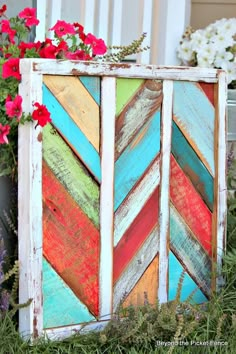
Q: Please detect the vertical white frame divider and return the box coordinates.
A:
[216,71,227,290]
[138,0,153,64]
[158,79,173,303]
[84,0,96,35]
[111,0,123,47]
[99,77,116,320]
[18,60,43,339]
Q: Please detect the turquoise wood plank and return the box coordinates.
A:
[173,81,215,176]
[79,76,100,105]
[43,85,101,182]
[114,112,161,211]
[172,122,213,211]
[170,205,211,296]
[43,258,95,328]
[168,252,208,304]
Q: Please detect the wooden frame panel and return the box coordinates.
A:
[18,59,227,339]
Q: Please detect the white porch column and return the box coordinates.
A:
[156,0,191,65]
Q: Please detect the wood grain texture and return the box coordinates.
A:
[115,80,162,157]
[43,162,100,316]
[79,76,100,105]
[170,205,211,296]
[199,82,215,106]
[43,124,100,228]
[99,77,116,320]
[172,121,214,210]
[114,111,160,211]
[43,75,100,151]
[158,79,173,304]
[113,187,159,283]
[173,81,215,176]
[43,85,101,181]
[122,256,159,308]
[43,258,95,328]
[170,155,212,255]
[114,156,160,247]
[116,78,144,115]
[169,252,208,304]
[113,225,159,311]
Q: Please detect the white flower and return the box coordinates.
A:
[177,40,194,62]
[214,51,234,68]
[221,61,236,84]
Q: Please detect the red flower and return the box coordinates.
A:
[1,19,16,43]
[73,22,86,41]
[2,58,20,80]
[18,7,39,27]
[39,40,58,58]
[18,41,41,57]
[50,20,76,38]
[32,102,52,127]
[0,124,10,144]
[65,50,92,60]
[84,33,107,55]
[0,4,7,17]
[5,94,23,120]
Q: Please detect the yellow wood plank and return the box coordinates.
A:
[122,255,159,307]
[43,75,100,151]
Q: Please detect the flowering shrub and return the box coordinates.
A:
[177,18,236,87]
[0,4,107,178]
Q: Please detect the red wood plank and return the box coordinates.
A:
[199,82,215,106]
[113,187,159,283]
[42,162,100,316]
[170,155,212,255]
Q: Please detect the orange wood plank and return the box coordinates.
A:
[122,255,159,307]
[42,162,100,316]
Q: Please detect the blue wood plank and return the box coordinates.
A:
[43,85,101,182]
[79,76,100,105]
[172,122,213,210]
[168,251,208,304]
[114,112,161,211]
[173,81,215,176]
[43,258,95,328]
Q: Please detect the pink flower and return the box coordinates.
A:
[0,4,7,17]
[50,20,76,38]
[2,58,20,80]
[1,19,16,43]
[32,102,52,127]
[5,95,23,120]
[65,50,92,60]
[84,33,107,55]
[73,22,86,41]
[0,124,10,144]
[18,7,39,27]
[18,41,41,57]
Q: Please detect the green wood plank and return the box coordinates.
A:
[116,78,144,115]
[43,124,100,228]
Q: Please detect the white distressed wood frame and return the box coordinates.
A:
[18,59,227,340]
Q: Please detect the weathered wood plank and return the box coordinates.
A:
[43,75,100,151]
[122,256,159,308]
[113,187,159,283]
[24,59,220,82]
[173,81,215,176]
[113,225,159,311]
[114,112,160,211]
[18,61,43,338]
[115,80,162,157]
[170,155,212,255]
[43,258,95,328]
[43,85,101,181]
[170,205,211,296]
[169,252,208,303]
[114,156,160,247]
[43,124,100,228]
[99,77,116,320]
[172,121,214,210]
[158,79,173,304]
[79,76,100,105]
[116,78,144,115]
[43,163,100,316]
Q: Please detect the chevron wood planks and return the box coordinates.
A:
[18,60,227,339]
